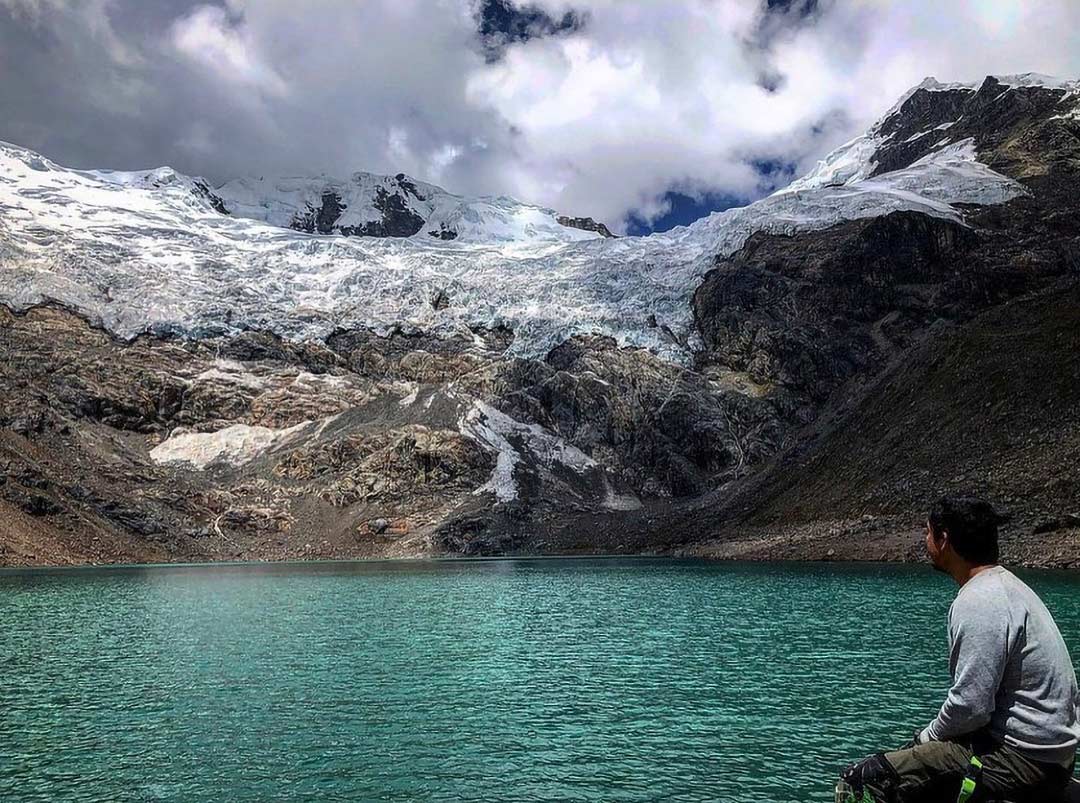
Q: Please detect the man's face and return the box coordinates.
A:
[926,520,948,573]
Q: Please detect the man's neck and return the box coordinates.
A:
[954,562,999,587]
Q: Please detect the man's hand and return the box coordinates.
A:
[899,728,929,750]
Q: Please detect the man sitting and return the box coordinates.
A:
[838,497,1080,802]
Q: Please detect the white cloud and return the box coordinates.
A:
[454,0,1080,227]
[4,0,1080,231]
[171,4,287,96]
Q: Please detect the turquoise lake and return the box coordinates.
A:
[2,559,1079,802]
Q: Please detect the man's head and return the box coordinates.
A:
[925,496,1001,577]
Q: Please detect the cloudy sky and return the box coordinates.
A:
[2,0,1079,233]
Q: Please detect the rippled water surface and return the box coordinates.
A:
[2,559,1079,802]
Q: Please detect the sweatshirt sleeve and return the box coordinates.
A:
[922,595,1012,742]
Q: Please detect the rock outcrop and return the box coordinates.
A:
[556,215,617,238]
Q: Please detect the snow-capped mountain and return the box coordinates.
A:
[0,72,1073,358]
[787,73,1080,192]
[214,171,610,244]
[2,73,1067,360]
[3,73,1079,565]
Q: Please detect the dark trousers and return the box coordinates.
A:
[867,731,1074,802]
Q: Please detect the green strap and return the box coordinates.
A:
[837,791,875,803]
[956,756,983,803]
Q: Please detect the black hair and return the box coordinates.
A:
[928,496,1001,564]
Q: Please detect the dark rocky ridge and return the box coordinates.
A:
[192,180,229,215]
[693,212,978,411]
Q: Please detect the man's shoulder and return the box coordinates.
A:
[950,568,1014,620]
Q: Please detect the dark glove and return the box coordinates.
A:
[838,753,899,799]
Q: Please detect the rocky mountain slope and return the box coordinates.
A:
[1,73,1078,566]
[680,278,1080,568]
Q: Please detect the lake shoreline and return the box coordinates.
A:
[3,522,1078,571]
[680,518,1080,571]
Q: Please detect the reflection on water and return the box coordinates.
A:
[2,559,1078,802]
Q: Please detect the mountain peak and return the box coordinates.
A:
[784,72,1080,194]
[212,168,610,244]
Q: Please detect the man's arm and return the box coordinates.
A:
[920,601,1011,743]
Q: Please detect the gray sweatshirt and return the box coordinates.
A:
[921,566,1080,765]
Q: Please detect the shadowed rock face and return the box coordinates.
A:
[694,212,978,406]
[676,276,1080,568]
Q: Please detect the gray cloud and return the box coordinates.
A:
[2,0,1080,232]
